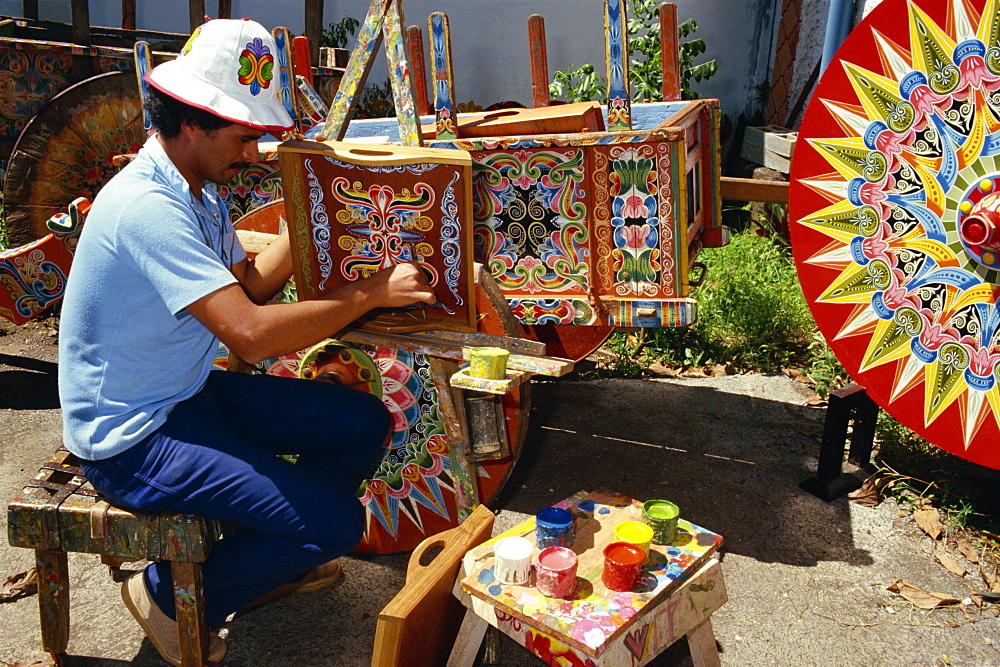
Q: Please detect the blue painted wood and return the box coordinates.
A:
[133,40,153,133]
[430,12,456,140]
[604,0,631,131]
[272,27,298,131]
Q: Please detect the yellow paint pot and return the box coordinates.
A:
[468,347,509,380]
[614,520,654,561]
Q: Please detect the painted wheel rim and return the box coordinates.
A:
[231,202,527,553]
[791,0,1000,469]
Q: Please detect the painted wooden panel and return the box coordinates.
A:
[279,139,477,333]
[428,99,720,327]
[459,490,723,662]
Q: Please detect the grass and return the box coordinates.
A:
[595,228,817,375]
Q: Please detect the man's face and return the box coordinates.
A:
[191,124,265,186]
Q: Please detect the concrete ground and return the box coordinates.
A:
[2,324,999,666]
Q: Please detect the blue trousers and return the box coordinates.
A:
[79,369,389,626]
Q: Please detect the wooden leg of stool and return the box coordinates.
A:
[35,549,70,656]
[686,617,721,667]
[170,561,210,667]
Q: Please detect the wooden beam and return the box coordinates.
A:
[528,14,549,108]
[407,25,431,115]
[22,1,37,19]
[720,176,789,204]
[660,2,681,101]
[121,0,135,30]
[189,0,205,32]
[71,0,91,45]
[217,0,232,20]
[305,0,324,71]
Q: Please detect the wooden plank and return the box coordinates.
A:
[133,42,152,133]
[373,504,495,667]
[71,0,90,45]
[428,357,480,517]
[743,125,797,157]
[407,25,431,116]
[322,0,390,141]
[383,0,421,147]
[660,2,681,101]
[687,617,722,667]
[740,141,791,173]
[460,348,574,377]
[528,14,550,108]
[429,12,457,141]
[605,0,631,130]
[446,612,489,667]
[450,369,527,395]
[272,27,299,133]
[188,0,204,32]
[121,0,136,30]
[217,0,231,19]
[304,0,323,68]
[720,176,789,203]
[172,561,210,667]
[36,549,70,655]
[293,35,314,86]
[420,101,605,140]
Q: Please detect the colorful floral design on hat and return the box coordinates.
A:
[238,38,274,96]
[180,26,201,56]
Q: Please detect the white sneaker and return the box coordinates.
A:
[121,571,227,666]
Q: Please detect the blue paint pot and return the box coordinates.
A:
[535,506,575,549]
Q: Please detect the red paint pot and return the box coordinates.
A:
[602,541,645,592]
[534,546,578,598]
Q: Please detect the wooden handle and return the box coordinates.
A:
[406,533,454,580]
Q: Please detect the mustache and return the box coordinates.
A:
[228,162,252,170]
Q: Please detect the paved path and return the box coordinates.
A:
[1,340,997,665]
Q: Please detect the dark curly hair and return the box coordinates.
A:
[144,86,233,138]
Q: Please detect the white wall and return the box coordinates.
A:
[0,0,778,124]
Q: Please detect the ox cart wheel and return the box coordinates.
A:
[3,71,145,246]
[791,0,1000,469]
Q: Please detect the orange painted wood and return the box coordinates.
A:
[528,14,550,108]
[661,2,681,101]
[407,25,432,115]
[420,101,605,140]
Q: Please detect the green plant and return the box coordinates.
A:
[549,0,718,103]
[355,77,395,119]
[549,64,608,104]
[322,16,359,49]
[804,332,850,398]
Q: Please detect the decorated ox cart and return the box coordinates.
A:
[1,0,726,554]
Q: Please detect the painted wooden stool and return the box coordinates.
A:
[7,448,222,666]
[449,490,727,666]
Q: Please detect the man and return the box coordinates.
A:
[57,19,435,665]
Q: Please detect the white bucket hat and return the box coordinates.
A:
[146,18,293,132]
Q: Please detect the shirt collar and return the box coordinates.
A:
[141,133,219,211]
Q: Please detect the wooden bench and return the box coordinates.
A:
[7,448,222,666]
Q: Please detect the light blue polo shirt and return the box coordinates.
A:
[59,134,247,461]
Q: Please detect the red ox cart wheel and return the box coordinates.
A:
[791,0,1000,469]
